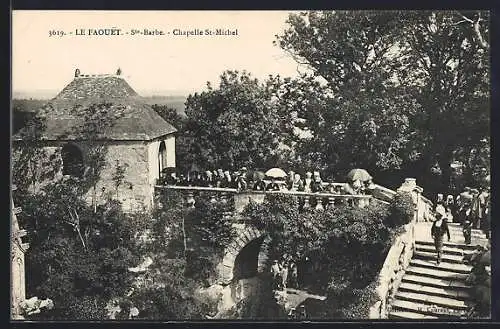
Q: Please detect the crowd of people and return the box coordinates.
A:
[270,257,298,291]
[433,186,491,240]
[157,167,375,195]
[430,185,490,265]
[464,244,491,318]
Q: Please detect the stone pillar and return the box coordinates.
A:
[414,186,424,222]
[186,192,196,208]
[303,196,310,209]
[397,178,420,223]
[328,196,335,209]
[315,197,324,210]
[220,192,228,204]
[11,191,28,320]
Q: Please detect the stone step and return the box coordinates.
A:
[415,240,479,251]
[447,233,488,240]
[417,231,487,240]
[402,274,471,290]
[418,223,487,235]
[388,310,439,319]
[415,234,487,244]
[406,266,469,281]
[410,259,472,274]
[390,299,467,318]
[413,250,465,264]
[414,244,469,256]
[395,291,470,310]
[446,229,487,238]
[398,282,472,300]
[448,223,486,233]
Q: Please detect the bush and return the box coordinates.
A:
[219,274,287,320]
[385,192,414,228]
[186,197,236,252]
[127,258,209,320]
[241,194,405,318]
[331,281,379,319]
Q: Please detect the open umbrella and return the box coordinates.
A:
[346,169,372,182]
[265,168,287,179]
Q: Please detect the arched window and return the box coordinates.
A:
[61,143,84,178]
[158,141,167,175]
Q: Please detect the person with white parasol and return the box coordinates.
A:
[265,168,288,191]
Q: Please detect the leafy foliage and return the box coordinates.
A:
[275,10,489,193]
[384,192,415,228]
[20,185,141,319]
[242,194,410,316]
[276,11,422,178]
[183,195,236,284]
[125,258,213,320]
[319,281,379,319]
[181,70,295,170]
[13,101,216,320]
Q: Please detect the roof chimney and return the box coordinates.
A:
[74,68,80,77]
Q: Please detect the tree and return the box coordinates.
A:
[276,11,489,192]
[181,70,295,171]
[276,11,422,179]
[151,104,186,131]
[12,114,61,199]
[401,11,490,193]
[13,103,140,320]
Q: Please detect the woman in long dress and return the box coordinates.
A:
[431,209,451,265]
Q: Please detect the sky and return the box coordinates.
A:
[12,10,306,98]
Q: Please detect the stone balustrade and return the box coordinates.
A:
[155,185,375,213]
[419,195,434,222]
[369,178,432,319]
[369,218,416,319]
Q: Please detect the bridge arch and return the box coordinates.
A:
[219,225,271,284]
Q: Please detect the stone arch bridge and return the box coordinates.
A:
[217,223,272,284]
[155,179,432,310]
[155,185,396,286]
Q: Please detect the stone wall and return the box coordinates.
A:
[369,178,432,319]
[17,136,176,211]
[234,193,266,213]
[217,224,269,284]
[93,142,151,211]
[368,220,415,319]
[147,135,176,196]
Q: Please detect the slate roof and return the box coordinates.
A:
[13,73,177,141]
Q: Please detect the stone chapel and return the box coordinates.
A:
[13,68,177,211]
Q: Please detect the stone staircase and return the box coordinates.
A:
[388,222,488,319]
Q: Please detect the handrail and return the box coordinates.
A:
[371,198,391,206]
[421,195,433,205]
[372,184,397,196]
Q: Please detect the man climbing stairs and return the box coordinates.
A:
[388,222,489,319]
